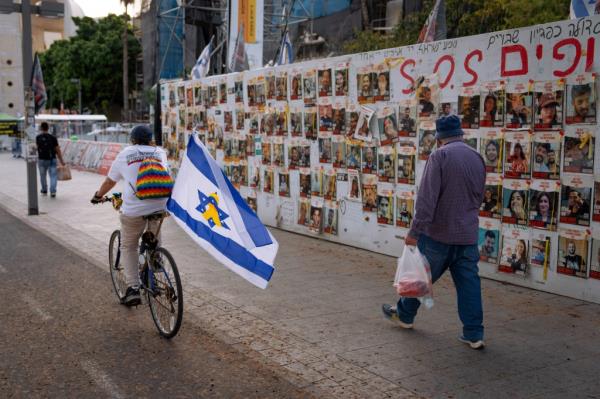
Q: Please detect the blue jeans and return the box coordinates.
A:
[396,234,484,341]
[38,159,58,194]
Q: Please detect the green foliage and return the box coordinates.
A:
[40,14,141,113]
[343,0,571,54]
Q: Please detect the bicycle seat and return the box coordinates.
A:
[143,211,169,221]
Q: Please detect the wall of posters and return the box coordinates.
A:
[160,16,600,304]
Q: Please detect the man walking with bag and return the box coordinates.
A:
[36,122,65,198]
[382,115,487,349]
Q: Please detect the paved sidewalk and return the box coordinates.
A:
[1,153,600,399]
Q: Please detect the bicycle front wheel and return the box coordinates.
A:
[147,247,183,338]
[108,229,127,303]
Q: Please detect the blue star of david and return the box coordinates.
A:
[196,190,230,230]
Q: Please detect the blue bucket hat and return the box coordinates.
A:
[435,115,464,140]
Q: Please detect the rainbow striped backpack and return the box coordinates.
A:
[132,151,174,200]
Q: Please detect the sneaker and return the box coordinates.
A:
[459,336,485,350]
[50,193,56,198]
[381,304,413,329]
[123,287,141,307]
[40,190,47,195]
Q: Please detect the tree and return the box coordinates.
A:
[40,14,141,116]
[343,0,571,54]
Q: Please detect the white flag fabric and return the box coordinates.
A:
[191,41,212,80]
[417,0,446,43]
[167,135,278,289]
[277,30,293,65]
[570,0,600,18]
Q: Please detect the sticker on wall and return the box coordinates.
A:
[347,169,362,202]
[418,121,436,161]
[499,225,529,276]
[318,66,333,98]
[377,145,395,183]
[480,128,504,173]
[530,229,552,281]
[505,80,533,129]
[559,174,593,227]
[458,85,481,129]
[377,183,394,226]
[480,81,505,127]
[398,99,417,137]
[557,227,589,278]
[397,143,416,185]
[309,197,324,233]
[480,174,502,219]
[563,125,595,174]
[478,218,501,264]
[334,63,349,97]
[534,79,564,130]
[362,173,378,212]
[396,187,415,229]
[502,179,530,225]
[378,106,399,146]
[503,129,532,179]
[528,179,560,231]
[323,200,339,235]
[532,131,561,179]
[565,73,596,125]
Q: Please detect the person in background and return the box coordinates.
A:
[382,115,486,349]
[36,121,65,198]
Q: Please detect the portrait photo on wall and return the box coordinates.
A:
[297,199,311,226]
[362,174,378,212]
[272,142,284,166]
[323,171,337,200]
[534,80,564,130]
[557,232,588,278]
[346,105,360,138]
[418,124,436,160]
[255,80,266,105]
[249,112,259,134]
[309,203,323,234]
[480,179,502,219]
[499,231,529,276]
[531,134,561,179]
[299,143,311,167]
[398,100,417,137]
[562,127,595,174]
[224,110,233,132]
[347,169,362,202]
[260,112,274,136]
[318,68,333,97]
[275,108,288,135]
[361,145,378,174]
[480,135,503,173]
[323,202,338,235]
[396,192,414,228]
[290,72,302,100]
[502,180,529,225]
[234,80,243,103]
[319,104,334,132]
[346,143,361,169]
[374,69,390,102]
[505,82,532,129]
[279,171,290,197]
[463,129,478,150]
[261,141,271,165]
[438,101,457,117]
[285,143,300,170]
[235,109,245,131]
[354,105,375,141]
[290,111,303,137]
[590,238,600,280]
[378,107,399,145]
[303,70,317,105]
[559,183,592,226]
[334,67,348,97]
[246,195,258,213]
[266,74,276,100]
[276,72,287,101]
[378,147,395,182]
[377,192,394,225]
[219,82,227,103]
[503,132,531,179]
[530,234,551,270]
[458,86,480,129]
[397,146,416,185]
[332,105,346,135]
[299,170,311,198]
[480,81,505,127]
[311,167,323,197]
[194,84,202,106]
[303,108,317,140]
[357,70,375,103]
[478,221,500,264]
[319,138,332,164]
[332,138,346,168]
[528,183,559,230]
[565,74,597,124]
[263,168,274,194]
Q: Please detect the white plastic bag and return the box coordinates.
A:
[393,245,434,308]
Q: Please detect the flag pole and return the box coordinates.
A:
[273,0,296,65]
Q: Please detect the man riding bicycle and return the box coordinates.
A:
[91,126,170,306]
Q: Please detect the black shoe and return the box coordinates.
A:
[50,193,56,198]
[123,287,141,307]
[40,190,47,195]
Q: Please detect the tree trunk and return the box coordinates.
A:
[360,0,370,30]
[123,11,129,122]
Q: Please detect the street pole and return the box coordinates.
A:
[78,79,81,114]
[22,0,38,216]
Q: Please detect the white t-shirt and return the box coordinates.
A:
[108,145,170,217]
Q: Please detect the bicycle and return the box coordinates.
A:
[101,193,183,339]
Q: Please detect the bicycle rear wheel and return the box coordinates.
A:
[108,230,127,303]
[147,247,183,338]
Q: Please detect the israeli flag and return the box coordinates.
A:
[191,40,212,80]
[167,135,277,289]
[570,0,599,18]
[277,30,293,66]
